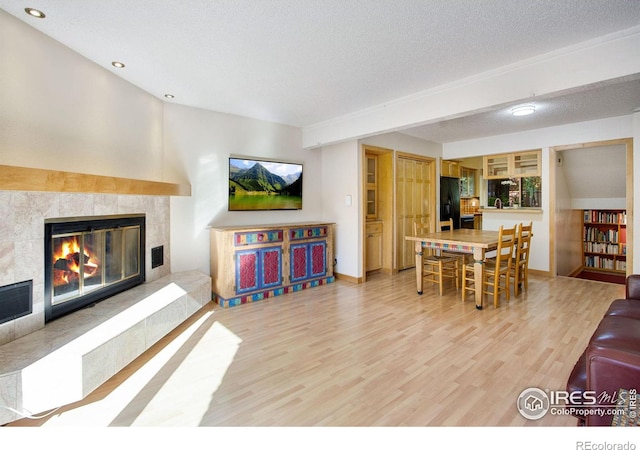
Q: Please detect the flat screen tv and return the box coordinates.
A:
[228,157,303,211]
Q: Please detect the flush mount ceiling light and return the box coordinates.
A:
[164,94,175,99]
[111,61,125,69]
[25,7,45,18]
[511,104,536,116]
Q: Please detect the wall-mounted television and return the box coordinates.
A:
[228,157,303,211]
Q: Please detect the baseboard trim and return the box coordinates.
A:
[334,272,362,284]
[529,268,551,277]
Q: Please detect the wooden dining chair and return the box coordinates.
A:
[439,218,471,283]
[414,221,459,295]
[461,258,476,302]
[510,222,533,296]
[462,225,516,307]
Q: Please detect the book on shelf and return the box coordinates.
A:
[583,227,619,243]
[583,210,627,224]
[582,209,626,274]
[583,242,619,254]
[585,255,616,270]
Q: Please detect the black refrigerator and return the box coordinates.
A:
[440,176,460,229]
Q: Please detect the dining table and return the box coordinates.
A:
[405,228,502,310]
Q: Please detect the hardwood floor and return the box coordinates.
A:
[6,270,625,427]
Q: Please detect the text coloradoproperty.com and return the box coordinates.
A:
[552,407,627,417]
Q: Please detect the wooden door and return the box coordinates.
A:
[396,156,434,270]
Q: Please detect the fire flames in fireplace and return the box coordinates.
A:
[45,215,145,322]
[52,236,100,291]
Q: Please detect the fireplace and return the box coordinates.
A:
[44,214,146,322]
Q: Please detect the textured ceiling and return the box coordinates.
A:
[1,0,640,142]
[401,76,640,143]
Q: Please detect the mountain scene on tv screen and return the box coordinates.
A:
[229,159,302,210]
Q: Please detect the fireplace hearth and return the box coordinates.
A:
[44,214,145,322]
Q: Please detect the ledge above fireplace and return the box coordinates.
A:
[0,165,190,196]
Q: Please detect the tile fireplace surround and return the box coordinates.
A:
[0,190,172,345]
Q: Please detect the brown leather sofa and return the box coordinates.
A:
[566,274,640,426]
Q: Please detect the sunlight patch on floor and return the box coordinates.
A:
[129,320,241,425]
[39,312,241,426]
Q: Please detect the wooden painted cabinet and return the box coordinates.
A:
[235,246,282,294]
[290,240,328,282]
[210,222,334,307]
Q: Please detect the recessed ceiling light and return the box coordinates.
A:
[25,7,45,18]
[164,94,175,99]
[111,61,125,69]
[511,104,536,116]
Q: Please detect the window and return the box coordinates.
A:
[487,176,541,208]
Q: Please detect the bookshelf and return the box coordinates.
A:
[582,209,627,273]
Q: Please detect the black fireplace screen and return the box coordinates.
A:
[45,215,145,322]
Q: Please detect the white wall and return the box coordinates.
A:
[164,103,323,275]
[320,140,360,277]
[0,9,165,181]
[444,115,637,274]
[554,153,582,276]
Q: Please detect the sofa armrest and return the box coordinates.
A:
[585,344,640,426]
[626,274,640,300]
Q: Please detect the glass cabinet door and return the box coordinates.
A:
[367,156,376,184]
[484,155,509,178]
[460,167,476,197]
[513,152,541,176]
[366,155,377,219]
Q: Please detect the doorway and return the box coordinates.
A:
[551,138,633,282]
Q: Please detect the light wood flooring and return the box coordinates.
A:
[6,270,626,427]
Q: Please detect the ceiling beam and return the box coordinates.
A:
[302,27,640,149]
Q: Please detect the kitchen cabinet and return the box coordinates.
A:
[513,151,541,176]
[483,150,541,179]
[365,221,383,272]
[460,167,477,197]
[441,159,461,178]
[366,154,378,219]
[484,155,509,178]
